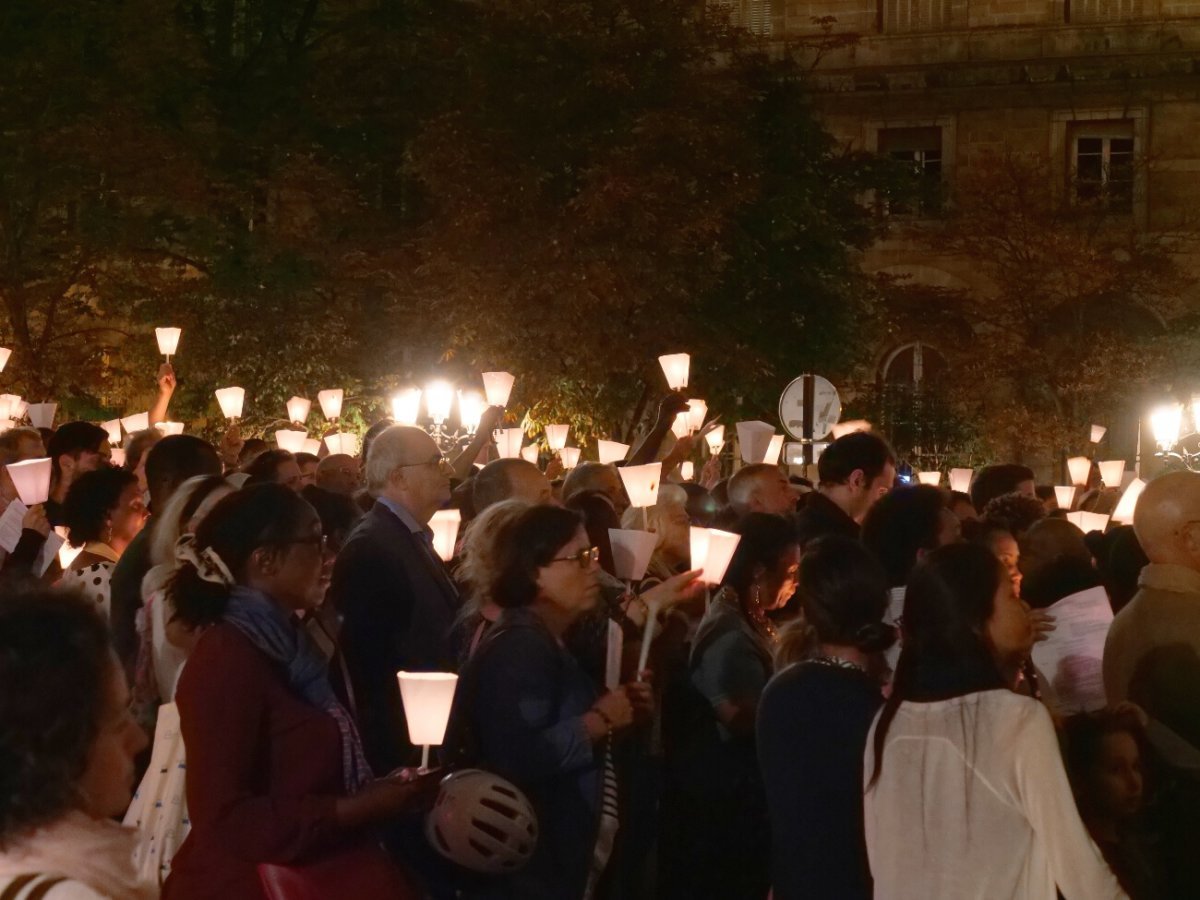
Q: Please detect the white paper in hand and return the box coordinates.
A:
[35,528,67,578]
[0,499,28,553]
[1029,586,1114,713]
[605,620,623,691]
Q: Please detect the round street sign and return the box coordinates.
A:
[779,375,841,441]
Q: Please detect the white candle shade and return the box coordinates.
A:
[482,372,515,408]
[670,412,690,440]
[26,403,56,430]
[396,672,459,746]
[1098,460,1125,488]
[608,529,658,582]
[597,440,630,465]
[11,400,27,422]
[618,462,662,509]
[1112,478,1147,524]
[324,433,360,457]
[155,327,181,357]
[301,439,323,456]
[494,428,524,459]
[6,458,51,505]
[425,381,454,425]
[275,430,309,453]
[545,424,570,452]
[783,443,805,466]
[917,471,941,486]
[317,389,344,421]
[657,353,690,391]
[948,468,973,494]
[680,461,694,482]
[391,388,423,426]
[704,426,725,456]
[214,387,245,420]
[0,348,10,372]
[1067,510,1110,534]
[287,396,312,425]
[520,444,539,464]
[0,395,18,420]
[736,421,777,465]
[429,509,462,562]
[121,412,150,434]
[154,422,184,436]
[109,448,126,467]
[1054,486,1077,510]
[1151,405,1182,450]
[458,392,486,433]
[559,447,581,470]
[101,419,122,446]
[764,434,785,466]
[1067,456,1092,487]
[1090,424,1107,444]
[689,526,742,585]
[686,400,708,433]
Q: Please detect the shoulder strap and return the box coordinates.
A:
[25,877,67,900]
[0,875,37,900]
[0,875,67,900]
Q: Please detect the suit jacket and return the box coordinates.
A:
[329,500,459,774]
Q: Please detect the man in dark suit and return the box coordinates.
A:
[329,425,459,775]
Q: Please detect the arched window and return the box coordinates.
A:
[880,341,947,389]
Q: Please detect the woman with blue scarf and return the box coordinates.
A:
[162,484,430,900]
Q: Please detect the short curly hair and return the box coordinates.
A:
[0,586,111,845]
[981,491,1046,539]
[63,465,138,548]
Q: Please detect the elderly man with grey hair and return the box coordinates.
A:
[328,425,460,773]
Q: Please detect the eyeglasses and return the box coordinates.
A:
[549,546,600,569]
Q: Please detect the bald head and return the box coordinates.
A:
[728,463,796,517]
[474,458,553,512]
[316,453,361,495]
[562,462,629,516]
[1133,470,1200,568]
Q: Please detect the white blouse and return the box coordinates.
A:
[864,689,1127,900]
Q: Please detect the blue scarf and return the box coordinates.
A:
[224,586,373,790]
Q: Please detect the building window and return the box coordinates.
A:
[879,126,943,215]
[881,341,947,389]
[1070,121,1134,213]
[881,0,954,33]
[1067,0,1145,24]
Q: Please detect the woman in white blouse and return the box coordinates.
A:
[864,542,1127,899]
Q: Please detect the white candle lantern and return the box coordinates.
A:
[121,412,150,434]
[275,430,308,453]
[287,396,311,425]
[6,458,51,505]
[520,444,539,464]
[317,389,344,422]
[109,448,127,467]
[764,434,785,466]
[917,471,941,486]
[458,391,486,434]
[301,439,323,456]
[597,440,629,465]
[482,372,515,408]
[429,509,462,562]
[1090,424,1107,444]
[608,528,658,582]
[948,468,973,494]
[0,348,11,372]
[680,461,695,482]
[1067,510,1110,534]
[686,400,708,433]
[545,424,570,452]
[1067,456,1092,487]
[396,671,459,771]
[155,327,181,360]
[736,421,777,464]
[1151,404,1182,450]
[1098,460,1125,488]
[670,412,690,440]
[214,387,245,420]
[425,381,454,426]
[618,462,662,509]
[559,447,581,470]
[704,426,725,456]
[391,388,423,426]
[1054,485,1077,510]
[657,353,690,391]
[324,433,360,456]
[1112,478,1146,524]
[155,422,184,436]
[26,403,56,430]
[494,428,524,459]
[101,419,122,446]
[689,526,742,585]
[10,399,27,422]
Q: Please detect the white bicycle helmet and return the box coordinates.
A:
[425,768,539,874]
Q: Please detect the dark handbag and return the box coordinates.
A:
[257,841,422,900]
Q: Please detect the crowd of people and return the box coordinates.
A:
[0,369,1197,900]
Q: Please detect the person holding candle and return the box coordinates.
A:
[0,426,52,579]
[147,364,177,436]
[659,513,800,900]
[163,484,428,900]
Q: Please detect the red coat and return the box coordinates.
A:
[164,624,386,900]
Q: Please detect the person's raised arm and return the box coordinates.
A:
[629,392,689,466]
[451,405,505,481]
[148,363,176,427]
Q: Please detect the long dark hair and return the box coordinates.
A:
[168,483,317,627]
[492,505,585,609]
[869,542,1008,786]
[721,513,798,604]
[799,535,896,654]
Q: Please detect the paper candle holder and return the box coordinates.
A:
[689,526,742,585]
[425,382,454,426]
[598,440,629,465]
[494,428,524,459]
[948,468,973,494]
[520,444,539,464]
[0,395,18,420]
[618,462,662,509]
[764,434,785,466]
[670,412,690,440]
[0,348,11,372]
[101,419,122,446]
[324,433,360,457]
[429,509,462,562]
[317,389,344,421]
[482,372,515,408]
[26,403,56,430]
[736,421,776,465]
[608,529,658,582]
[1066,456,1092,487]
[301,439,322,456]
[109,448,126,467]
[1090,424,1107,444]
[10,399,27,422]
[704,426,725,456]
[396,671,459,771]
[458,392,486,433]
[1112,478,1147,524]
[680,461,695,482]
[1098,460,1125,488]
[391,388,423,426]
[155,422,184,436]
[6,458,51,505]
[1067,510,1110,534]
[155,327,181,358]
[686,399,708,434]
[121,412,150,434]
[545,424,570,452]
[214,387,245,420]
[657,353,690,391]
[275,430,309,453]
[287,396,311,426]
[1054,485,1077,511]
[559,447,581,470]
[917,471,941,486]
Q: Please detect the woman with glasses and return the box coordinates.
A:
[162,484,428,900]
[450,504,660,900]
